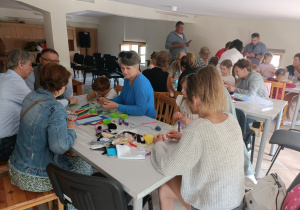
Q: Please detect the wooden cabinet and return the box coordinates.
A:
[16,25,33,39]
[0,24,17,38]
[32,26,46,40]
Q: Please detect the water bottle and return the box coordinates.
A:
[173,72,179,90]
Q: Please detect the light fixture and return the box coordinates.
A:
[171,6,177,12]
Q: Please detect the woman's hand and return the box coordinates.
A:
[166,130,182,140]
[173,111,182,120]
[153,134,165,144]
[67,118,76,129]
[227,83,236,92]
[98,96,109,104]
[102,100,118,109]
[180,117,192,125]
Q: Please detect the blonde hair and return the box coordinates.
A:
[199,47,210,56]
[186,66,227,117]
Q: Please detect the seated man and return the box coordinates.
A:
[0,49,34,160]
[25,48,77,106]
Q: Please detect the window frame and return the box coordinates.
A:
[120,41,146,64]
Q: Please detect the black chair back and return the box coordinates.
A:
[46,163,128,210]
[235,108,247,135]
[74,53,84,65]
[95,57,105,70]
[103,54,111,61]
[93,53,102,60]
[84,55,95,67]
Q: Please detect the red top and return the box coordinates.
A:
[215,48,226,59]
[266,78,296,99]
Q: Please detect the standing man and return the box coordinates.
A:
[243,33,267,66]
[25,48,77,106]
[165,21,191,61]
[0,49,34,160]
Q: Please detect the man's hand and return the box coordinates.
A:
[227,83,236,92]
[69,97,78,105]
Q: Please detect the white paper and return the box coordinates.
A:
[116,145,146,160]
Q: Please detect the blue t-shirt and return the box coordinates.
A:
[111,74,156,119]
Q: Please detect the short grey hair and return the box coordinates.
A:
[177,50,187,57]
[7,49,34,70]
[118,51,141,66]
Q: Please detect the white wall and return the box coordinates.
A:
[98,15,300,68]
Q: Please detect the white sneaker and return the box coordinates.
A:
[283,121,292,126]
[245,175,258,185]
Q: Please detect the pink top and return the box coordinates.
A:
[266,78,296,99]
[258,63,276,78]
[282,184,300,210]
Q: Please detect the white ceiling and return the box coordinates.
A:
[2,0,300,21]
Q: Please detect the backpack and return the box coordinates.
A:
[244,173,287,210]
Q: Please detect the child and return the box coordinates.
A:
[267,68,296,100]
[86,76,117,101]
[173,75,198,125]
[257,53,276,79]
[220,59,235,86]
[252,64,258,72]
[207,56,219,67]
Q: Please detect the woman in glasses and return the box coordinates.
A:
[101,51,156,119]
[151,66,244,210]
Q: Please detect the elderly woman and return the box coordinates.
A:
[101,51,156,119]
[227,59,268,98]
[195,46,210,68]
[9,63,92,192]
[143,51,173,95]
[151,66,244,210]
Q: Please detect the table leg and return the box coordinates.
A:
[269,108,283,156]
[133,197,143,210]
[291,92,300,129]
[255,119,272,179]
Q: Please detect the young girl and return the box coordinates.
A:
[257,52,276,78]
[173,75,198,125]
[220,59,235,86]
[151,65,244,210]
[86,76,117,101]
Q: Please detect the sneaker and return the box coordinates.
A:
[245,174,258,185]
[283,121,292,126]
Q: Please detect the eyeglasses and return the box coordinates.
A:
[119,51,133,59]
[41,57,60,63]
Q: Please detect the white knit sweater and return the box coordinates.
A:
[151,113,245,210]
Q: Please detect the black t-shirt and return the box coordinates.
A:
[142,67,169,92]
[177,68,198,92]
[287,65,300,81]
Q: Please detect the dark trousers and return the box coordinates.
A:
[0,134,17,161]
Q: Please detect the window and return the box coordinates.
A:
[268,49,285,68]
[120,42,146,64]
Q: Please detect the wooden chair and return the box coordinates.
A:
[173,91,182,99]
[0,175,63,210]
[156,94,179,125]
[252,81,288,136]
[154,92,169,114]
[0,161,8,178]
[116,85,123,95]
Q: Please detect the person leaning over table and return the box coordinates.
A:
[100,51,156,119]
[226,59,269,98]
[151,66,244,210]
[8,63,92,193]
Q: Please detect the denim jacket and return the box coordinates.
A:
[9,88,77,177]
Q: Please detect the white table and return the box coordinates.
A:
[285,82,300,129]
[234,98,287,179]
[68,95,176,210]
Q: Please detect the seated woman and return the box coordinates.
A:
[285,53,300,81]
[101,51,156,119]
[9,63,92,192]
[151,66,245,210]
[142,51,173,95]
[227,59,269,98]
[177,52,197,92]
[195,46,210,68]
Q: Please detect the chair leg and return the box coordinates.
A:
[48,200,54,210]
[271,146,281,162]
[73,69,76,78]
[83,71,86,84]
[250,134,255,164]
[57,199,64,210]
[266,146,283,175]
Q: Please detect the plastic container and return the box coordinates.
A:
[111,113,119,118]
[120,114,128,120]
[103,119,111,125]
[89,108,97,114]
